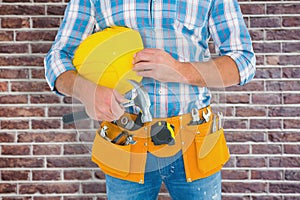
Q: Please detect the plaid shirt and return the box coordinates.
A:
[45,0,256,118]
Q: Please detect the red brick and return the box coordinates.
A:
[32,170,61,180]
[283,94,300,104]
[284,119,300,129]
[270,157,300,168]
[282,67,300,78]
[158,196,171,200]
[266,29,300,41]
[11,81,50,92]
[47,157,97,168]
[249,30,264,41]
[252,196,282,200]
[222,170,249,180]
[48,106,72,117]
[0,183,17,194]
[64,197,94,200]
[267,4,300,14]
[266,55,279,65]
[285,170,300,181]
[252,144,282,154]
[30,94,60,104]
[252,93,281,105]
[222,182,267,193]
[0,95,28,104]
[269,132,300,143]
[1,18,30,28]
[94,170,106,180]
[33,197,61,200]
[47,5,67,15]
[0,56,44,66]
[0,107,45,117]
[255,68,281,79]
[3,0,30,2]
[225,81,264,92]
[16,30,57,41]
[282,16,300,27]
[236,106,266,117]
[223,157,235,168]
[251,170,282,180]
[32,17,61,28]
[3,197,32,200]
[31,68,46,79]
[278,55,300,65]
[19,183,79,194]
[250,17,281,28]
[226,131,266,142]
[0,82,8,92]
[18,132,76,143]
[31,119,61,129]
[250,119,281,129]
[266,81,300,91]
[282,43,300,53]
[33,144,61,155]
[64,144,90,155]
[0,44,29,54]
[1,145,30,155]
[270,107,300,117]
[228,144,250,154]
[1,120,29,130]
[0,133,15,142]
[240,4,265,15]
[219,94,250,104]
[269,183,300,193]
[237,157,267,167]
[1,170,30,181]
[0,158,44,168]
[223,119,248,129]
[64,170,92,180]
[31,43,52,54]
[82,183,106,193]
[222,196,250,200]
[284,145,300,154]
[0,5,45,15]
[0,31,13,41]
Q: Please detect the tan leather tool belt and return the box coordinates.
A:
[91,106,230,184]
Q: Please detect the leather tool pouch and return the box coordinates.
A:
[92,122,132,177]
[181,114,230,179]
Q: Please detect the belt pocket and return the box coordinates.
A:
[91,123,132,177]
[194,128,230,174]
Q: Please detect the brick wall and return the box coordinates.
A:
[0,0,299,199]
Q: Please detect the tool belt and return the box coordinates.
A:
[91,106,230,184]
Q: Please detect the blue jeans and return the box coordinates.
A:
[105,152,222,200]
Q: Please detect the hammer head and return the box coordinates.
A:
[127,79,152,123]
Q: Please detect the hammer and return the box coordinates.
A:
[62,79,152,124]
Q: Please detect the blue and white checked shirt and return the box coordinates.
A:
[45,0,256,118]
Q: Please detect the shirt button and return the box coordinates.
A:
[158,90,162,94]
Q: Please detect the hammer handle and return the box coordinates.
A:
[62,110,90,124]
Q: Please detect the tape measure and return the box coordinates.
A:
[150,121,175,146]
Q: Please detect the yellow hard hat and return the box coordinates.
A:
[73,26,143,94]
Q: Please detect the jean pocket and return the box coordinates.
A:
[194,128,230,174]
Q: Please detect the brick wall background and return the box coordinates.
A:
[0,0,299,199]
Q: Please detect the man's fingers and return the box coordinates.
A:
[132,63,154,72]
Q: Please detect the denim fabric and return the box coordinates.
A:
[105,152,221,200]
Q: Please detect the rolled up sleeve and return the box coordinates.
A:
[44,0,96,93]
[209,0,256,85]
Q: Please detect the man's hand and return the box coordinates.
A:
[132,48,189,83]
[132,48,240,88]
[55,71,126,121]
